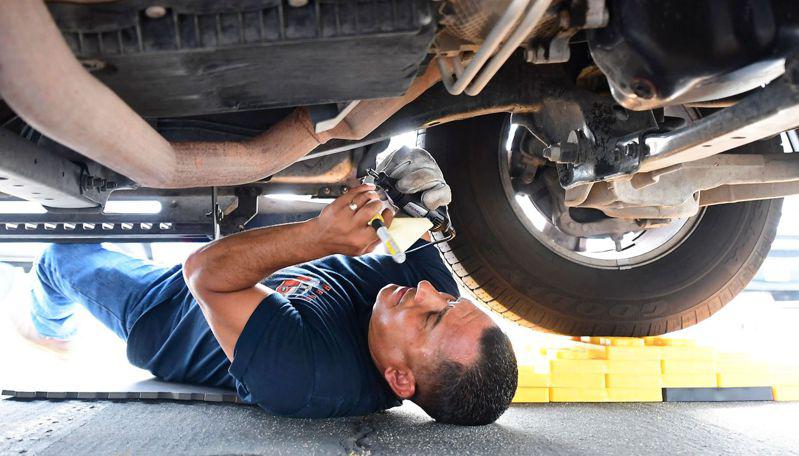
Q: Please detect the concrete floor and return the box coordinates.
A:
[2,399,799,455]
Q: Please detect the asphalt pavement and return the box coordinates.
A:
[2,398,799,455]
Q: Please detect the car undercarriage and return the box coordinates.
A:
[1,0,798,335]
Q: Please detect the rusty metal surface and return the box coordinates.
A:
[570,153,799,219]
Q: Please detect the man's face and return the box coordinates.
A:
[367,280,496,399]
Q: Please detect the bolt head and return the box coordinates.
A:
[543,144,561,160]
[544,142,583,164]
[631,78,655,99]
[612,105,629,121]
[558,10,571,28]
[145,6,167,18]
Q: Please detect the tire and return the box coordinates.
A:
[424,114,783,336]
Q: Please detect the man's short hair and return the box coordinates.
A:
[413,326,518,425]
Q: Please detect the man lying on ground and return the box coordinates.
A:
[12,147,518,425]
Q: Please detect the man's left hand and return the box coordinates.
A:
[376,146,452,210]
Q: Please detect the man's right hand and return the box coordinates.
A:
[314,184,394,257]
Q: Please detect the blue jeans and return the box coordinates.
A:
[30,244,176,341]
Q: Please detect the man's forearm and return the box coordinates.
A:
[184,218,331,294]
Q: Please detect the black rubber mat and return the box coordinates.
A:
[662,387,774,402]
[1,378,242,403]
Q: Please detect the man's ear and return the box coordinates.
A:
[383,367,416,399]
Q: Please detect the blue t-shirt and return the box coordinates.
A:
[126,239,458,418]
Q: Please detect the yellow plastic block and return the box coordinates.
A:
[606,360,661,374]
[661,359,718,374]
[659,346,716,360]
[550,373,606,388]
[551,346,608,360]
[518,367,551,387]
[605,346,662,360]
[511,341,540,356]
[643,337,696,347]
[550,359,608,374]
[605,374,664,388]
[771,370,799,386]
[550,388,608,402]
[773,386,799,401]
[767,361,799,371]
[581,337,612,346]
[717,373,773,388]
[512,387,550,403]
[607,338,646,347]
[715,360,769,373]
[661,373,717,388]
[717,352,753,362]
[606,388,663,402]
[582,337,645,347]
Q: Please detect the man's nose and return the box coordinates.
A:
[413,280,440,307]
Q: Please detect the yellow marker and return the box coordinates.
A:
[370,214,406,263]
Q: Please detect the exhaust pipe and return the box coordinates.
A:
[0,0,440,189]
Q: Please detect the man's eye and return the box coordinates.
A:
[425,312,436,326]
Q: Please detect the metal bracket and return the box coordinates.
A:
[78,163,136,209]
[568,153,799,219]
[637,67,799,173]
[219,186,262,235]
[526,0,609,64]
[312,101,360,134]
[0,128,97,209]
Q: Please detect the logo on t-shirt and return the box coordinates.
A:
[275,275,331,302]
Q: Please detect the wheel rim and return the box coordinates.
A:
[499,124,705,270]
